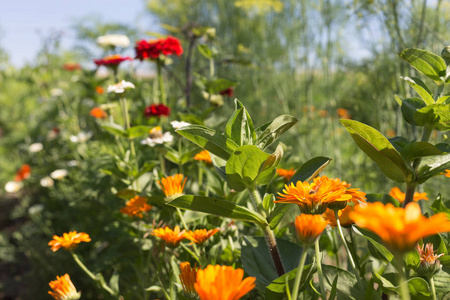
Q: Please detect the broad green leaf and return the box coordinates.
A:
[405,250,420,270]
[260,144,284,174]
[197,44,213,59]
[435,142,450,152]
[322,265,363,300]
[225,99,256,146]
[100,123,127,138]
[211,153,227,180]
[433,267,450,293]
[353,226,394,262]
[399,141,443,163]
[374,273,430,296]
[389,136,410,153]
[256,115,298,149]
[109,269,120,293]
[415,103,450,131]
[167,195,267,225]
[341,119,413,183]
[205,78,236,94]
[176,125,238,160]
[437,95,450,104]
[423,234,448,255]
[328,274,339,300]
[401,76,434,105]
[416,153,450,183]
[146,195,166,206]
[265,263,316,299]
[399,48,447,83]
[127,125,153,139]
[400,97,427,126]
[430,198,450,220]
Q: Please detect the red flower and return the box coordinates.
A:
[144,104,171,118]
[135,36,183,60]
[219,87,234,97]
[94,54,132,66]
[15,164,31,182]
[62,63,81,71]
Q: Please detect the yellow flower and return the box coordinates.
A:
[294,214,329,245]
[120,196,152,218]
[48,274,81,300]
[276,168,295,182]
[194,265,256,300]
[48,232,91,252]
[152,226,186,248]
[350,202,450,254]
[184,228,220,245]
[179,262,198,297]
[275,175,352,214]
[194,150,212,165]
[157,174,187,201]
[389,187,428,203]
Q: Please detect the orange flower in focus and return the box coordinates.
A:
[337,108,351,119]
[332,178,367,204]
[48,274,81,300]
[194,150,212,165]
[194,265,256,300]
[95,86,104,95]
[89,107,108,119]
[48,231,91,252]
[184,228,220,245]
[389,187,428,203]
[158,174,187,201]
[350,202,450,253]
[417,243,444,265]
[152,226,186,248]
[120,196,152,218]
[15,164,31,182]
[179,262,198,296]
[444,170,450,178]
[323,203,358,227]
[294,214,329,245]
[276,168,295,182]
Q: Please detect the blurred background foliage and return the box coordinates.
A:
[1,0,450,298]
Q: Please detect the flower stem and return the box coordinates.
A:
[314,239,327,299]
[430,277,437,300]
[157,61,166,105]
[291,247,308,300]
[393,257,411,300]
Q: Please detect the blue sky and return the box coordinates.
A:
[0,0,153,66]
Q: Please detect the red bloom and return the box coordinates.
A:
[144,104,171,118]
[62,63,81,71]
[219,87,234,97]
[94,54,132,66]
[135,36,183,60]
[15,164,31,182]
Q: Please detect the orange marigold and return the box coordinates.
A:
[194,265,256,300]
[48,274,81,300]
[294,214,329,245]
[322,203,359,228]
[389,187,428,203]
[89,107,108,119]
[184,228,220,245]
[276,168,295,182]
[152,226,186,248]
[15,164,31,182]
[158,174,187,201]
[350,202,450,253]
[48,231,91,252]
[194,150,212,165]
[95,86,104,95]
[120,196,152,218]
[444,170,450,178]
[179,262,198,297]
[337,108,351,119]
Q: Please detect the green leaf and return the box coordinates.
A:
[399,141,443,163]
[399,48,447,83]
[400,97,427,126]
[328,274,339,300]
[340,119,414,183]
[176,125,238,160]
[225,99,256,146]
[115,189,138,200]
[100,123,127,138]
[417,153,450,183]
[127,125,153,139]
[256,115,298,150]
[322,265,364,300]
[197,44,213,59]
[433,267,450,293]
[430,198,450,220]
[366,193,400,207]
[146,195,166,206]
[167,195,267,225]
[437,95,450,104]
[352,226,394,262]
[205,78,236,94]
[374,273,430,296]
[401,76,434,105]
[265,263,316,299]
[109,269,120,293]
[415,103,450,131]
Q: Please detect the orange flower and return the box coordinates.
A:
[417,243,444,265]
[48,231,91,252]
[15,164,31,182]
[89,107,108,119]
[444,170,450,178]
[94,54,132,66]
[194,150,212,165]
[318,109,328,117]
[389,187,428,203]
[332,178,367,205]
[152,226,186,248]
[179,262,198,296]
[276,168,295,182]
[120,196,152,218]
[194,265,256,300]
[337,108,351,119]
[275,175,352,214]
[184,228,220,245]
[157,174,187,201]
[323,203,359,227]
[95,86,104,95]
[294,214,329,245]
[386,129,396,138]
[48,274,81,300]
[350,202,450,253]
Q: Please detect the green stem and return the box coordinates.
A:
[315,239,327,299]
[291,247,308,300]
[176,207,188,230]
[430,276,437,300]
[157,61,166,105]
[159,153,166,175]
[393,257,410,300]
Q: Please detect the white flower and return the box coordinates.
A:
[50,169,68,180]
[5,181,23,193]
[50,88,64,97]
[40,176,54,187]
[170,121,191,129]
[97,34,130,48]
[107,80,135,94]
[141,127,174,147]
[70,131,93,143]
[202,91,224,106]
[28,143,43,153]
[67,160,79,167]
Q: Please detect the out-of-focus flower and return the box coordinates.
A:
[94,54,132,67]
[350,202,450,254]
[337,108,351,119]
[4,181,23,193]
[40,176,55,187]
[171,120,190,129]
[15,164,31,181]
[444,170,450,178]
[120,196,152,218]
[318,109,328,117]
[294,214,329,245]
[70,131,93,143]
[158,174,186,201]
[107,80,135,94]
[67,160,79,167]
[322,203,360,228]
[48,273,81,300]
[201,91,224,106]
[144,104,171,118]
[386,129,396,138]
[96,34,130,48]
[62,63,81,71]
[50,169,68,180]
[152,226,186,248]
[135,36,183,60]
[48,231,91,252]
[276,168,295,182]
[219,87,234,97]
[180,262,198,297]
[50,88,64,97]
[90,107,108,119]
[416,243,444,277]
[184,228,220,245]
[95,86,104,95]
[194,265,256,300]
[194,150,212,165]
[141,127,173,146]
[28,143,43,153]
[389,187,428,203]
[47,127,60,141]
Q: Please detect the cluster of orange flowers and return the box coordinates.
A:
[152,226,220,248]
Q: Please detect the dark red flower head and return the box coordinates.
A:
[94,55,132,66]
[135,36,183,61]
[219,87,234,97]
[144,104,171,118]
